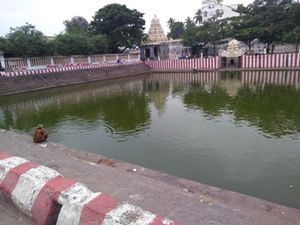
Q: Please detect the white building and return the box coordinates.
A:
[202,0,239,22]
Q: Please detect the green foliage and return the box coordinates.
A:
[91,4,145,53]
[167,18,184,39]
[1,23,53,57]
[181,0,300,53]
[185,17,196,30]
[231,0,299,52]
[56,15,108,55]
[63,16,89,33]
[182,19,229,56]
[54,32,107,55]
[283,27,300,45]
[181,25,199,47]
[228,16,262,50]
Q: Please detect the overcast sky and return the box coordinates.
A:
[0,0,254,37]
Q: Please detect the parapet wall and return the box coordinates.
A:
[241,53,300,69]
[0,62,150,96]
[0,152,179,225]
[145,57,220,70]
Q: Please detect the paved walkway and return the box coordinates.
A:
[0,199,35,225]
[1,130,300,225]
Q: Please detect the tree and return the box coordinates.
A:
[182,19,229,56]
[181,25,199,47]
[2,23,52,57]
[167,18,175,27]
[283,27,300,52]
[194,9,203,25]
[228,15,262,51]
[55,32,107,55]
[232,0,297,53]
[185,17,195,30]
[90,4,145,53]
[283,3,300,51]
[63,16,89,33]
[167,18,184,40]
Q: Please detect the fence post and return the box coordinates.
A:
[128,54,131,62]
[26,58,32,69]
[70,56,74,64]
[88,56,91,64]
[138,53,141,60]
[103,55,106,62]
[50,57,54,65]
[0,51,5,68]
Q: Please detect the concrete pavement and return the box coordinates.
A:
[0,199,35,225]
[0,129,300,225]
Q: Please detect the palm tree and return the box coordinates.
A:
[185,17,195,29]
[194,9,203,24]
[168,18,175,28]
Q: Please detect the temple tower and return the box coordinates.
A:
[147,15,167,43]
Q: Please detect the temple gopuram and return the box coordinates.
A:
[140,16,187,61]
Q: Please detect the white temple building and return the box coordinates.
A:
[202,0,239,22]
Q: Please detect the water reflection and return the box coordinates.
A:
[148,70,300,138]
[0,76,151,136]
[145,81,170,114]
[0,71,299,139]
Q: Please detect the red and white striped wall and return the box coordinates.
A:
[0,152,180,225]
[0,61,144,78]
[241,53,300,69]
[241,70,300,86]
[145,57,220,70]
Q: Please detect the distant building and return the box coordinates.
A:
[202,0,239,22]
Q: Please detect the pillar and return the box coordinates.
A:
[150,47,155,59]
[0,51,5,68]
[26,58,32,69]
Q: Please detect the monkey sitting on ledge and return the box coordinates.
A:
[33,124,48,143]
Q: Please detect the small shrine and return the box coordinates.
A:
[219,39,245,67]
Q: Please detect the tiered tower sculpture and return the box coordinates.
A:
[148,15,168,43]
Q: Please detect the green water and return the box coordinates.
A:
[0,71,299,209]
